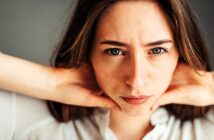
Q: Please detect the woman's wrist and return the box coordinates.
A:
[48,66,79,101]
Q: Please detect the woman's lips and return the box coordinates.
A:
[120,95,151,105]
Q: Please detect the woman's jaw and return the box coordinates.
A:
[103,91,162,116]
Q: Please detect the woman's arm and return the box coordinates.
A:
[0,52,119,109]
[0,52,55,100]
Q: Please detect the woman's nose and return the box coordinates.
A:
[125,54,149,93]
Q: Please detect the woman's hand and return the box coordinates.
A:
[152,63,214,111]
[50,64,119,109]
[0,53,119,109]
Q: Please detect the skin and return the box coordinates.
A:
[0,1,213,139]
[91,1,178,115]
[90,1,179,139]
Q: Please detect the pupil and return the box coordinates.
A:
[153,48,160,54]
[112,49,119,55]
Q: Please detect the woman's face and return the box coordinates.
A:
[90,1,179,115]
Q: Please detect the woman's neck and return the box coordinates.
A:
[109,109,153,140]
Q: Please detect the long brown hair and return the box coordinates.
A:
[47,0,213,122]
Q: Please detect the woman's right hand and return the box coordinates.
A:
[0,53,119,110]
[50,64,119,109]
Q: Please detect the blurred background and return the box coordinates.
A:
[0,0,214,69]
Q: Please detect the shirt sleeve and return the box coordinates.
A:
[190,107,214,140]
[0,89,16,140]
[0,89,55,140]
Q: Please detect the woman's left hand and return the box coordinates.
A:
[152,63,214,111]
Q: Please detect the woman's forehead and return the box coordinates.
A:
[100,1,158,20]
[94,1,173,45]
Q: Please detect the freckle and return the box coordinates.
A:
[137,20,143,26]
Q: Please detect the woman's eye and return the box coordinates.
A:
[104,48,125,56]
[148,47,167,55]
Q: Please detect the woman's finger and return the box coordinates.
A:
[83,92,120,109]
[152,85,212,111]
[54,83,120,109]
[151,86,184,111]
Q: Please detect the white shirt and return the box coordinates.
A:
[0,89,214,140]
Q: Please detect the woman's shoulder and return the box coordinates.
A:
[0,89,53,139]
[14,92,106,140]
[0,89,17,139]
[16,108,106,140]
[147,107,214,140]
[0,89,106,140]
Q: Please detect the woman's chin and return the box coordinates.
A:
[118,104,150,116]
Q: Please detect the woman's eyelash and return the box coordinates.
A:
[104,47,167,56]
[148,47,168,55]
[104,48,126,56]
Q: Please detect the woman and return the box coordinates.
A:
[0,0,214,139]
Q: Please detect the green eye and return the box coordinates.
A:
[104,48,124,55]
[149,47,167,55]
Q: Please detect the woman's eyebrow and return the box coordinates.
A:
[100,40,126,47]
[100,39,173,47]
[146,39,173,47]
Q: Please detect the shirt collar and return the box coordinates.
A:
[93,107,170,140]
